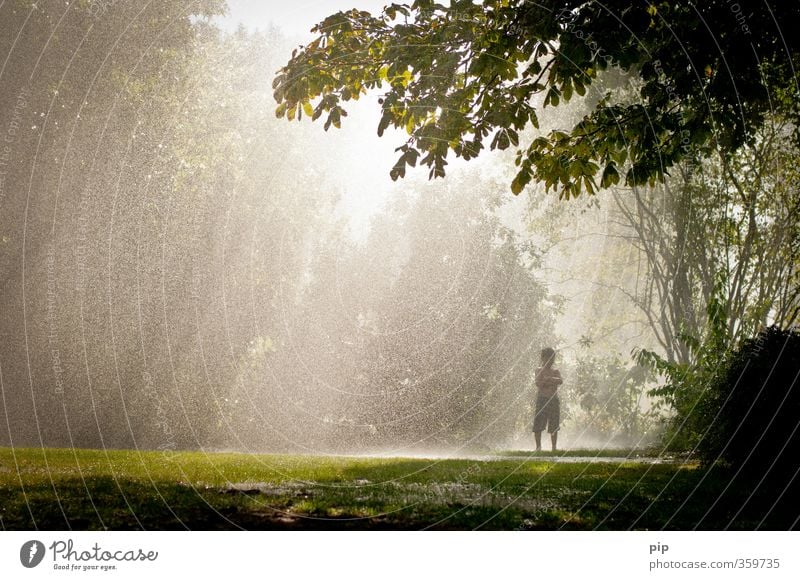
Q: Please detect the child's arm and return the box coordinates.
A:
[536,369,561,391]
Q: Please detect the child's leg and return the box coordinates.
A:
[534,431,542,451]
[550,397,560,451]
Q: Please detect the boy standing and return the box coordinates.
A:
[533,347,562,451]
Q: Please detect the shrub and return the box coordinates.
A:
[700,326,800,487]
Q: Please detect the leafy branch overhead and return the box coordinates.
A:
[273,0,800,198]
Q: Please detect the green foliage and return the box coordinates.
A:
[273,0,800,197]
[700,326,800,487]
[635,275,733,451]
[612,111,800,388]
[565,352,659,445]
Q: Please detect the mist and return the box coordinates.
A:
[0,1,661,456]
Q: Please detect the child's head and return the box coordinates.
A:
[541,347,556,367]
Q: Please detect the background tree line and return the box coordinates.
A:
[2,1,797,460]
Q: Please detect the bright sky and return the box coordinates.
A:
[215,1,407,237]
[216,1,496,239]
[217,0,391,40]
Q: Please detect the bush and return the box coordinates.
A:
[564,353,660,446]
[700,326,800,486]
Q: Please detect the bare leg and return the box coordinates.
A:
[550,431,557,452]
[534,431,542,451]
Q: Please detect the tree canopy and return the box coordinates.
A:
[273,0,800,197]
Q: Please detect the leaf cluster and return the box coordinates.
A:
[273,0,800,197]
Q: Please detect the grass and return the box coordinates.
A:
[0,447,793,530]
[490,447,671,458]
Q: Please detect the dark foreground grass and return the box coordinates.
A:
[0,447,793,530]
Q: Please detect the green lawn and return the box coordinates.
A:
[0,447,790,530]
[489,448,669,458]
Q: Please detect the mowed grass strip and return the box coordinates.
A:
[0,447,789,530]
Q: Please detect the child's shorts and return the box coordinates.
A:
[533,395,560,433]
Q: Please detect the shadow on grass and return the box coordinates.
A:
[1,459,796,530]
